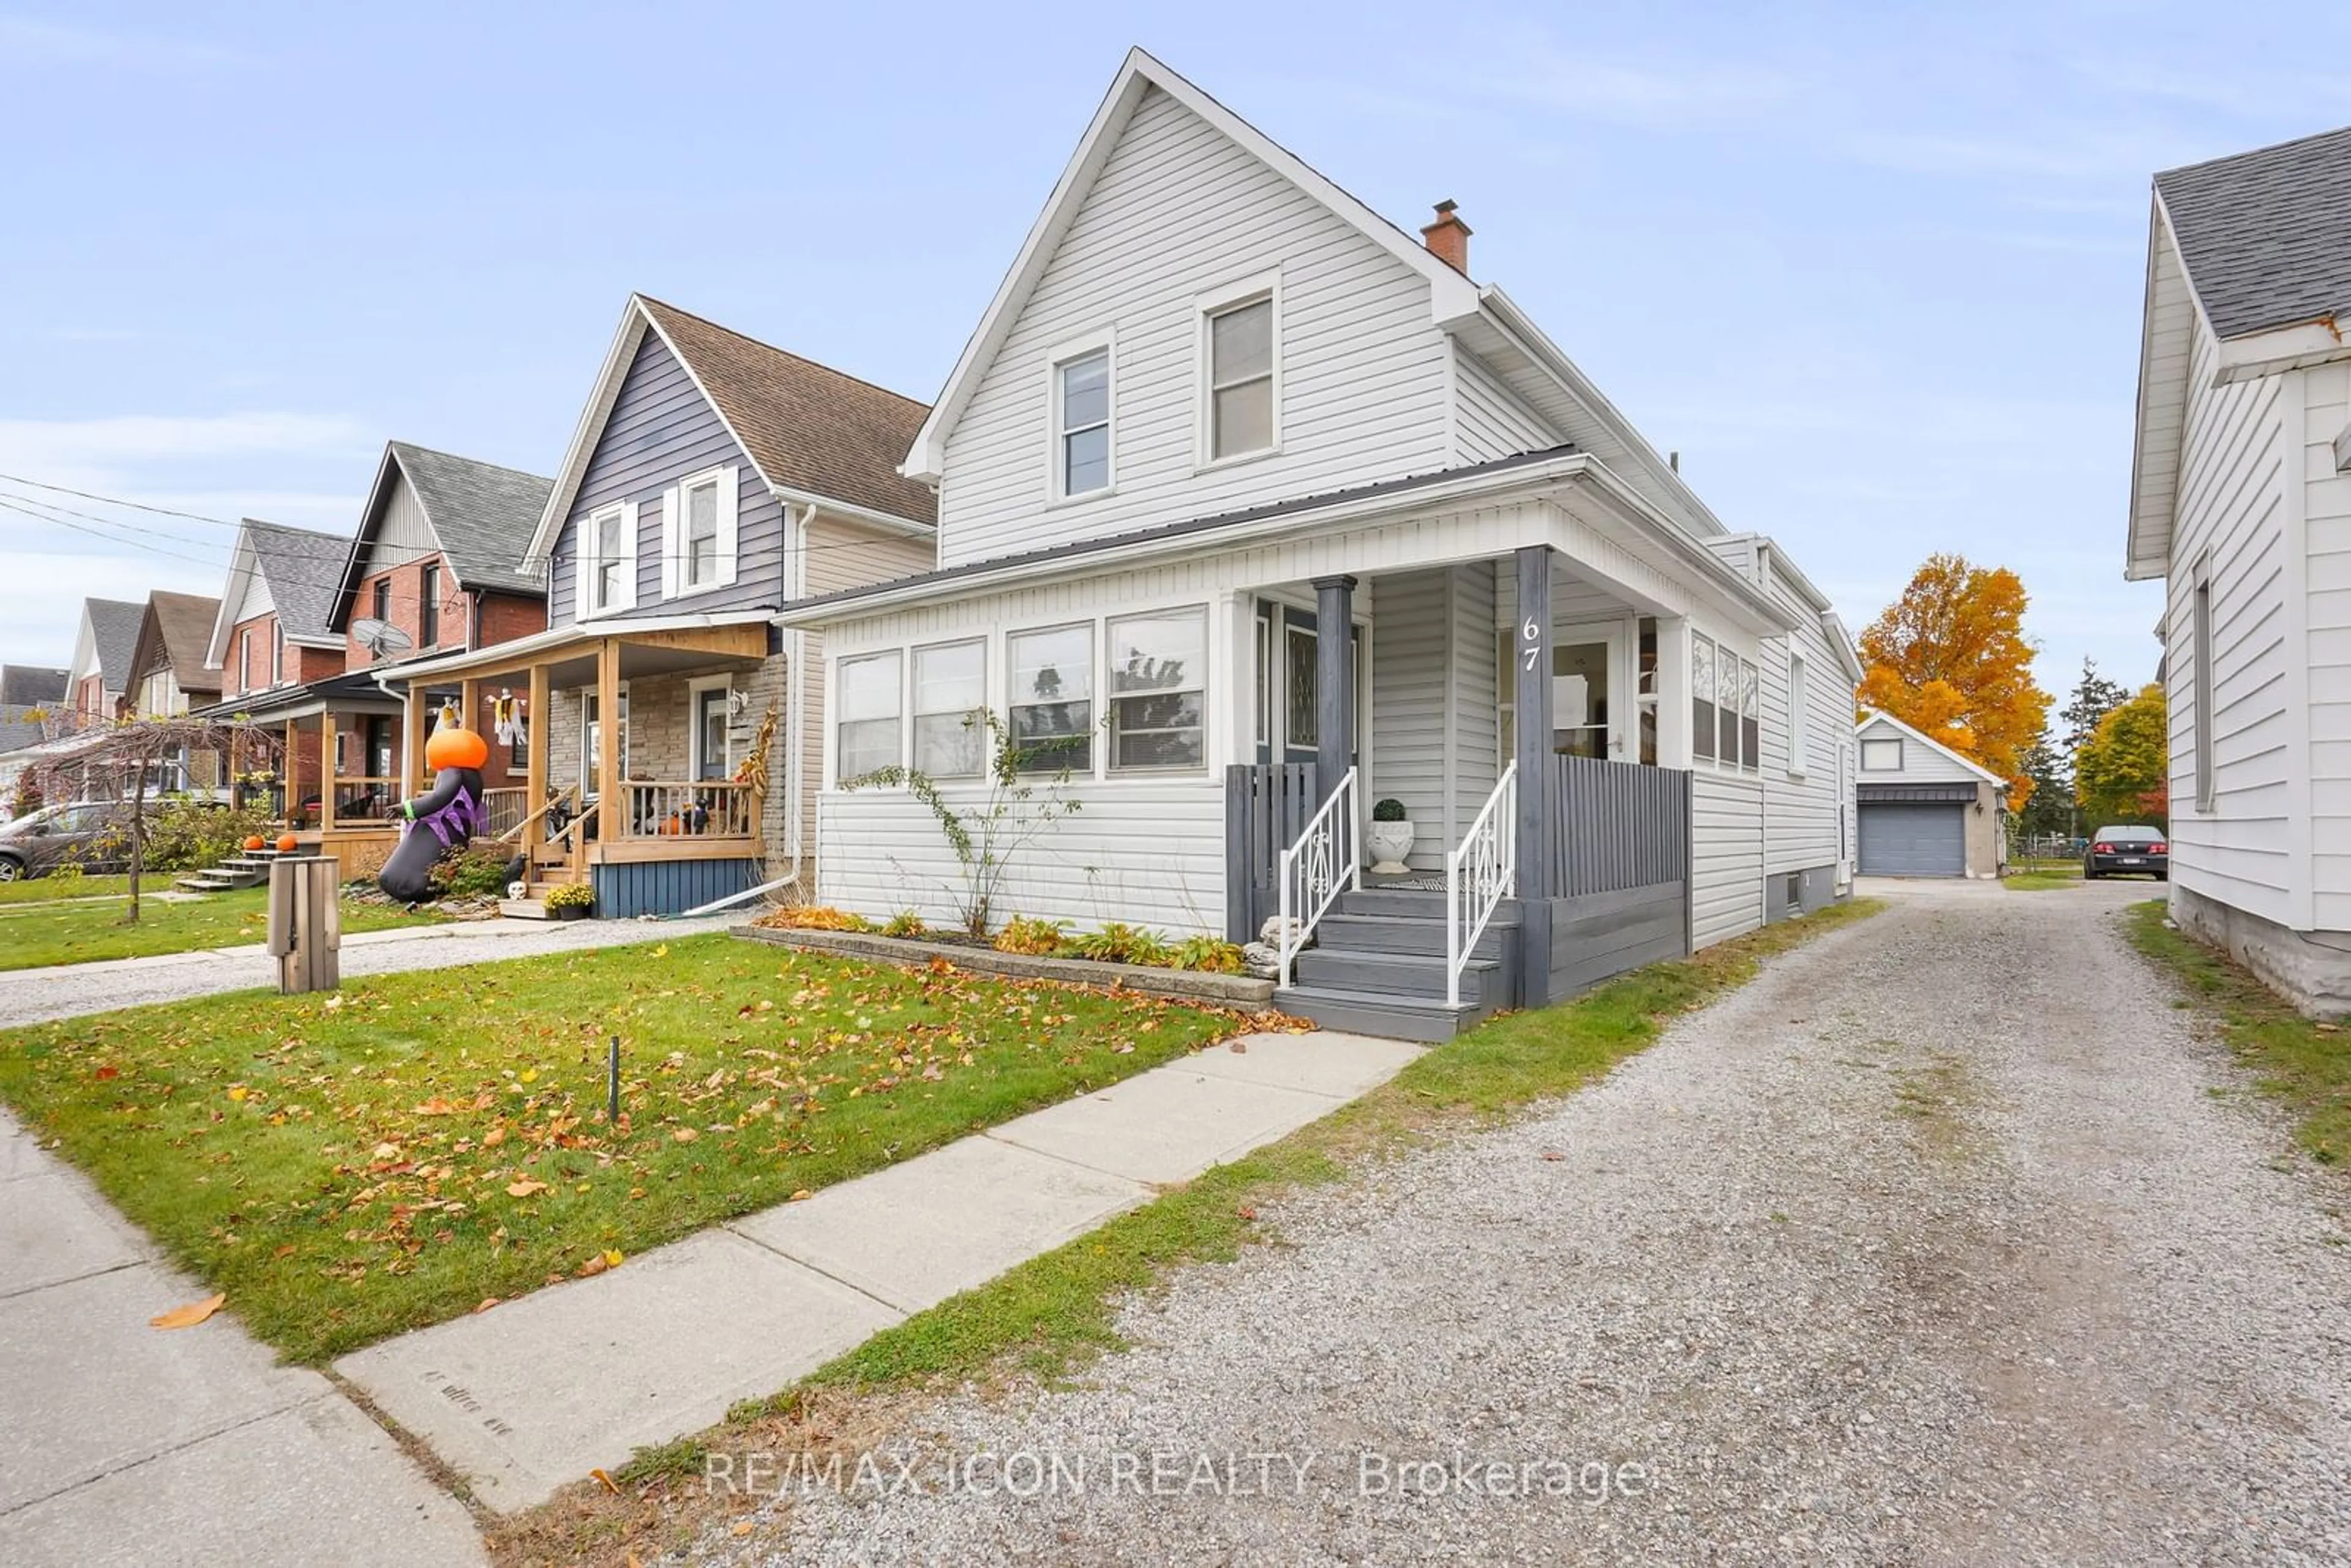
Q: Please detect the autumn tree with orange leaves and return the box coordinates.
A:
[1858,555,2051,810]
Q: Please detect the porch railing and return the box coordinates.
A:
[481,786,529,838]
[1223,761,1318,942]
[1277,766,1360,989]
[1550,755,1689,896]
[326,776,400,823]
[614,779,759,841]
[1446,761,1518,1008]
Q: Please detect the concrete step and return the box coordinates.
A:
[1291,947,1500,1004]
[1270,984,1488,1043]
[498,898,552,920]
[1314,912,1514,959]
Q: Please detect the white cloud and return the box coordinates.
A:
[0,411,370,474]
[0,551,222,670]
[0,15,256,74]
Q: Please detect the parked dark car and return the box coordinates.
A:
[2084,825,2168,880]
[0,800,135,880]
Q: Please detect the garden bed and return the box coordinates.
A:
[733,924,1277,1007]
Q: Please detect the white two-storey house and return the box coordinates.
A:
[789,50,1863,1038]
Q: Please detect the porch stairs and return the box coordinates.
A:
[497,868,583,921]
[1272,884,1519,1044]
[174,844,288,893]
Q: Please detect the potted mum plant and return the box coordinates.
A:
[1367,797,1414,874]
[542,882,594,920]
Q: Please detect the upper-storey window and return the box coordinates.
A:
[666,466,738,597]
[1860,736,1902,771]
[1205,295,1276,461]
[582,501,637,617]
[418,563,441,647]
[1053,345,1112,500]
[372,577,391,624]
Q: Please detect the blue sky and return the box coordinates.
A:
[4,2,2347,703]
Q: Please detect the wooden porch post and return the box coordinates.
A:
[525,661,549,816]
[1311,574,1355,806]
[320,710,338,832]
[459,677,481,744]
[1515,544,1556,1005]
[282,719,298,822]
[402,686,426,798]
[597,637,621,834]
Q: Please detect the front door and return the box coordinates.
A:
[692,687,732,781]
[1498,618,1633,760]
[1259,601,1362,768]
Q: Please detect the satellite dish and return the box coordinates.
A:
[351,618,414,659]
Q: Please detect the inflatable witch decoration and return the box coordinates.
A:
[378,720,491,902]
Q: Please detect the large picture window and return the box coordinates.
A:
[1056,349,1111,498]
[1108,607,1207,772]
[837,652,903,781]
[1008,624,1093,773]
[1692,634,1717,764]
[912,640,986,779]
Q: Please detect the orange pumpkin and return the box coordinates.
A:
[276,833,300,854]
[425,725,490,772]
[243,835,264,852]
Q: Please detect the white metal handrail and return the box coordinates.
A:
[1447,761,1518,1007]
[1277,766,1362,989]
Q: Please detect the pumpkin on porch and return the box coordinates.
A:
[276,833,299,854]
[243,835,264,852]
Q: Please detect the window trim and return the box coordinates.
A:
[1692,633,1717,765]
[910,637,988,781]
[1859,735,1904,773]
[1106,604,1210,776]
[1046,332,1116,503]
[579,501,639,619]
[580,683,631,797]
[1194,269,1283,470]
[663,465,740,601]
[1787,653,1809,778]
[416,563,441,649]
[835,650,906,784]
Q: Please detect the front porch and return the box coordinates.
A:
[377,617,783,916]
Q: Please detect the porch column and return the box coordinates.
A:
[402,686,426,798]
[1311,574,1355,806]
[1515,544,1556,1007]
[282,719,297,822]
[525,661,549,814]
[1514,545,1554,902]
[320,710,337,833]
[596,637,621,831]
[1654,617,1692,770]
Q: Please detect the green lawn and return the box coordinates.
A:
[0,887,443,971]
[0,934,1264,1362]
[0,872,134,904]
[2125,900,2351,1166]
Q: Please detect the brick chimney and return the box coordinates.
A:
[1420,200,1471,274]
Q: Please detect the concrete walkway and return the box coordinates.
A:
[336,1029,1422,1514]
[0,1108,484,1567]
[0,914,738,1029]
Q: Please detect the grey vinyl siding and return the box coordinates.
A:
[933,84,1451,568]
[1855,717,1986,786]
[1454,346,1559,462]
[1369,569,1450,871]
[1449,559,1501,846]
[548,332,786,626]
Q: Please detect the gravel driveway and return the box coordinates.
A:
[713,881,2351,1566]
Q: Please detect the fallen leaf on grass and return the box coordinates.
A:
[150,1294,225,1330]
[591,1467,621,1495]
[672,1127,699,1143]
[577,1248,624,1278]
[733,1521,755,1537]
[92,1065,119,1081]
[473,1298,501,1314]
[788,1189,813,1202]
[506,1179,550,1198]
[1237,1205,1258,1221]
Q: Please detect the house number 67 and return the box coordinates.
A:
[1521,617,1541,671]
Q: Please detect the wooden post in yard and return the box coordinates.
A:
[525,661,549,817]
[320,709,338,833]
[282,718,298,823]
[402,686,427,799]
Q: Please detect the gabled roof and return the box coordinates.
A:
[0,666,67,707]
[77,598,145,693]
[331,442,555,628]
[900,48,1730,540]
[127,591,224,697]
[0,705,50,754]
[206,518,350,664]
[1854,707,2004,788]
[2154,125,2351,342]
[524,294,936,565]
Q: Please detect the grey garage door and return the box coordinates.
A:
[1858,801,1965,877]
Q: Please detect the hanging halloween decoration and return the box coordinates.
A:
[492,688,525,750]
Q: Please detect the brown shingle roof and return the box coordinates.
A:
[129,590,225,699]
[637,296,936,527]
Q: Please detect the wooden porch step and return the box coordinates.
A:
[498,898,552,920]
[1314,910,1515,959]
[1270,984,1487,1044]
[1291,948,1502,1005]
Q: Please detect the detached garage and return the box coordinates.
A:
[1854,710,2007,879]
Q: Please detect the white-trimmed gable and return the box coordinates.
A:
[1855,710,2004,788]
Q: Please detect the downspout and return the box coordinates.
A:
[673,500,817,918]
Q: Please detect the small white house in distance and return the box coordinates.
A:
[1853,710,2005,879]
[2126,124,2351,1013]
[786,50,1864,1040]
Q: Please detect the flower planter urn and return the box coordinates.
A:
[1366,818,1415,874]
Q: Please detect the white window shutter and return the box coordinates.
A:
[658,487,680,601]
[618,500,640,611]
[716,467,740,587]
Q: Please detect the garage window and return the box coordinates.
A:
[1860,737,1902,771]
